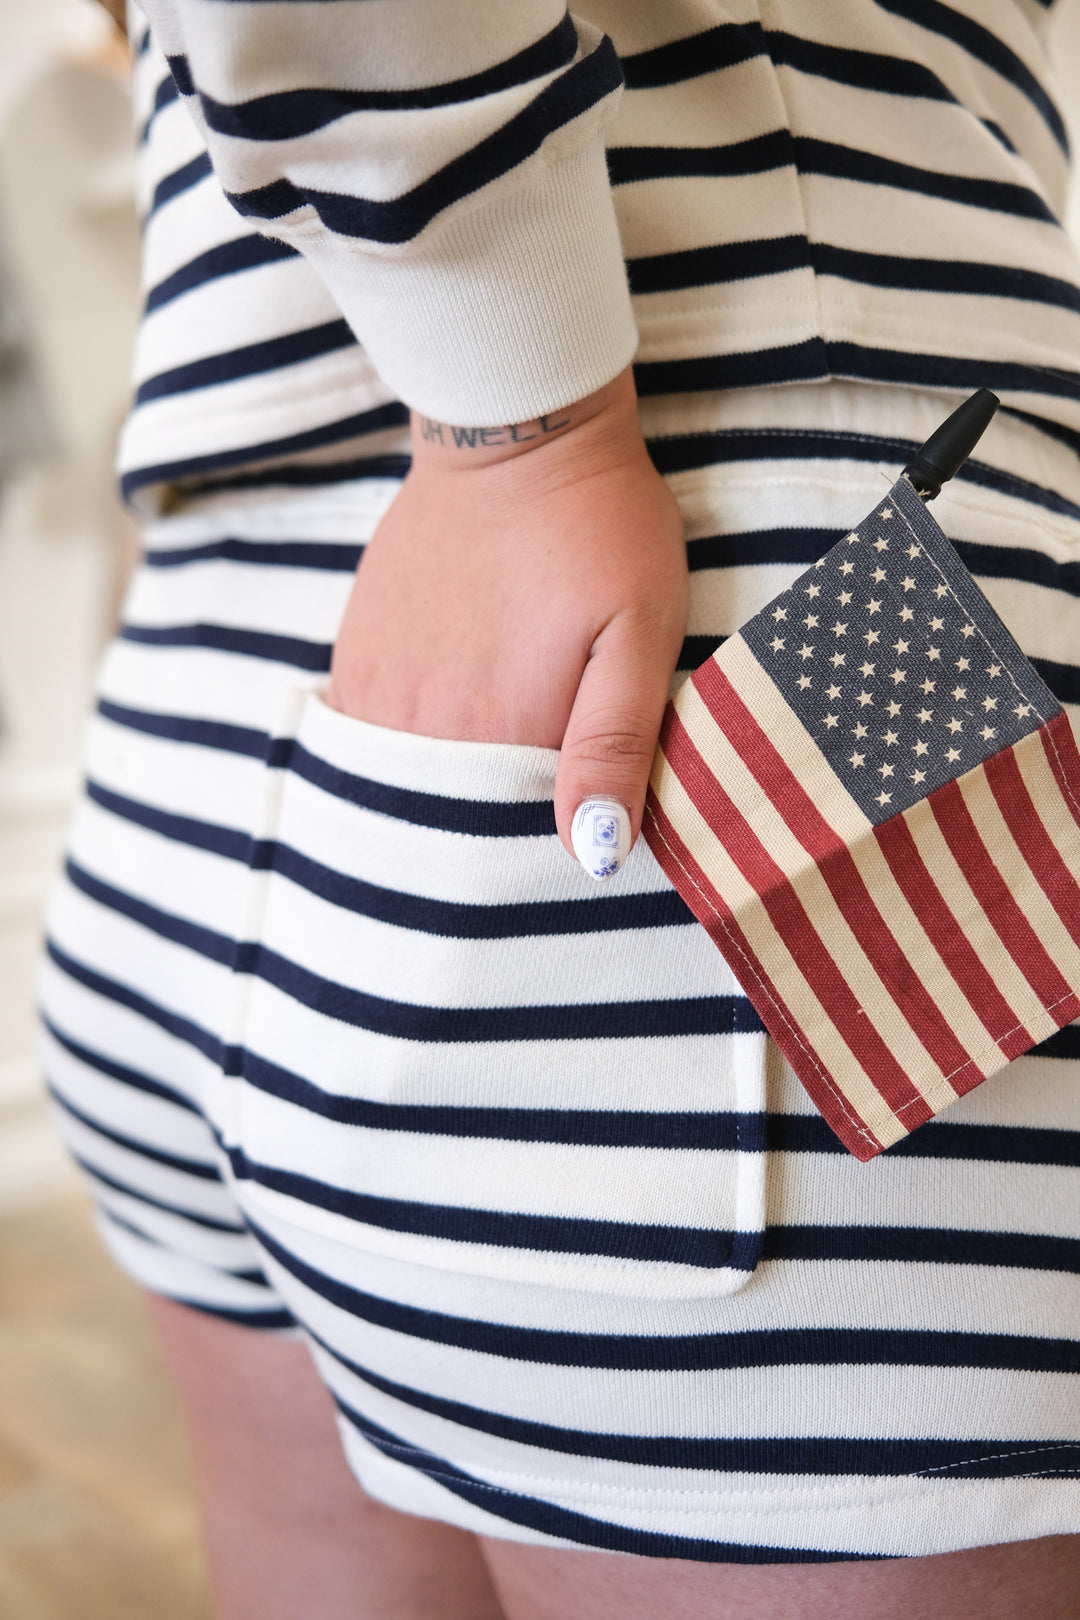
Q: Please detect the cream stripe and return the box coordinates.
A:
[689,664,1003,1069]
[673,679,956,1105]
[716,635,873,845]
[651,745,907,1150]
[1010,725,1080,908]
[901,784,1065,1046]
[956,756,1080,993]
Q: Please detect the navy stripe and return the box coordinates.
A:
[679,633,724,669]
[611,132,1057,223]
[324,1342,1080,1475]
[45,938,225,1064]
[686,525,841,573]
[237,1048,755,1146]
[227,1145,753,1270]
[334,1401,872,1563]
[875,0,1068,153]
[236,936,764,1044]
[684,522,1080,596]
[650,426,1080,523]
[247,1216,1080,1372]
[99,1204,266,1282]
[1032,1023,1080,1059]
[608,130,791,186]
[764,1226,1080,1272]
[1031,656,1080,707]
[66,859,236,968]
[166,53,194,96]
[828,339,1080,404]
[628,235,809,296]
[97,698,271,760]
[634,337,829,397]
[620,23,766,89]
[134,318,356,405]
[285,739,558,837]
[148,151,212,216]
[141,537,362,570]
[676,638,1080,699]
[637,339,1080,407]
[64,833,755,1041]
[204,1047,1080,1165]
[766,30,958,106]
[982,117,1018,155]
[144,234,299,314]
[43,1013,201,1114]
[67,1153,245,1233]
[119,412,408,503]
[119,621,332,671]
[769,1111,1080,1166]
[812,243,1080,314]
[138,71,180,144]
[258,838,696,936]
[179,454,410,498]
[792,136,1056,223]
[85,754,557,854]
[193,17,577,138]
[86,778,253,863]
[632,239,1080,306]
[226,38,622,243]
[49,1080,222,1179]
[67,838,694,966]
[957,538,1080,596]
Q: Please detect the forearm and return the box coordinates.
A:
[134,0,637,422]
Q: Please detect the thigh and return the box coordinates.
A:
[480,1534,1080,1620]
[150,1298,505,1620]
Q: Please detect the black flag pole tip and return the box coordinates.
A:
[903,388,1000,502]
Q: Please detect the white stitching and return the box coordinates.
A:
[919,1443,1080,1476]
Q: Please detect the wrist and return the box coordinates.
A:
[408,368,644,478]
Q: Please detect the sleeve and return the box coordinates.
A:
[135,0,639,426]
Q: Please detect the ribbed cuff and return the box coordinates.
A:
[293,138,639,426]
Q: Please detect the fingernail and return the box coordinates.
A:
[570,797,631,881]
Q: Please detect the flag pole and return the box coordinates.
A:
[903,389,1000,502]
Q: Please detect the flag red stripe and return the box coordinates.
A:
[930,778,1075,1010]
[872,810,1031,1070]
[693,658,976,1083]
[1039,711,1080,835]
[643,786,885,1160]
[984,742,1080,951]
[664,705,933,1122]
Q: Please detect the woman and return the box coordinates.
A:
[43,2,1080,1613]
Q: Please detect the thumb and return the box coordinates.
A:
[554,611,678,880]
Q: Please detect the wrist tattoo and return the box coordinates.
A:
[417,411,572,451]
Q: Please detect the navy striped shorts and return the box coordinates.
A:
[40,383,1080,1561]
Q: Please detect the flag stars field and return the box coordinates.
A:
[736,483,1057,826]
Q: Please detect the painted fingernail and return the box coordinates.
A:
[570,797,631,881]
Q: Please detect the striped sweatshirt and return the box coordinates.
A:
[125,1,1076,509]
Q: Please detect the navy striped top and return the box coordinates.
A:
[123,1,1076,509]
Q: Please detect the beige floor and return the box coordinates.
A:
[0,1188,212,1619]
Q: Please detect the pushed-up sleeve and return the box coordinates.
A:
[136,0,638,425]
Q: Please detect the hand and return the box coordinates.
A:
[326,368,688,869]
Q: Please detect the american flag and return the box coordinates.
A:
[644,473,1080,1160]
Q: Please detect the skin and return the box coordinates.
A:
[153,373,1079,1613]
[325,367,688,861]
[152,1299,1080,1620]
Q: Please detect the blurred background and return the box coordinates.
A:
[0,1,208,1614]
[3,1,1080,1615]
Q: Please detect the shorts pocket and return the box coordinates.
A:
[222,689,768,1300]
